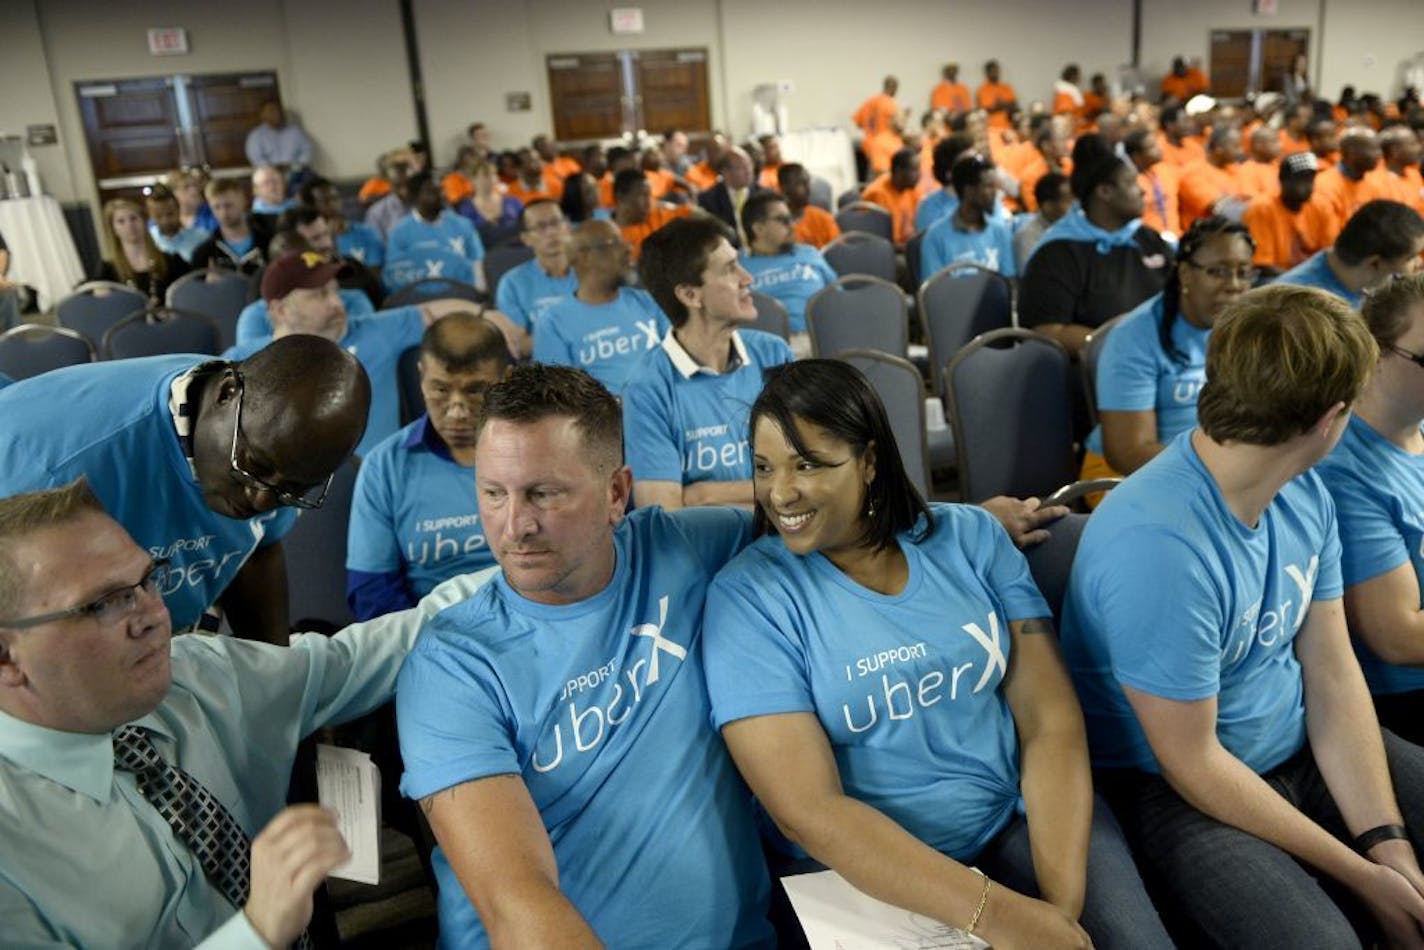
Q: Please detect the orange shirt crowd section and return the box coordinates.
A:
[859,175,919,245]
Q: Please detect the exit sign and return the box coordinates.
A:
[147,27,189,56]
[610,8,644,34]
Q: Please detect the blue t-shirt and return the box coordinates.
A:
[494,258,578,332]
[0,356,297,630]
[346,417,493,611]
[920,215,1018,278]
[1084,294,1210,456]
[914,189,1013,234]
[336,222,387,267]
[1059,432,1344,773]
[148,223,209,262]
[387,211,486,265]
[532,288,670,395]
[0,372,12,391]
[1317,415,1424,695]
[622,330,793,486]
[703,504,1049,861]
[740,244,837,333]
[1272,251,1361,308]
[397,506,773,949]
[223,306,425,457]
[234,289,375,345]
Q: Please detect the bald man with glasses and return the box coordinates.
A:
[0,334,370,644]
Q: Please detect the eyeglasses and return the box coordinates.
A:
[768,215,794,225]
[1184,261,1260,283]
[1388,343,1424,370]
[1,560,171,629]
[228,371,335,510]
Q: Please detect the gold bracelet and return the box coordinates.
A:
[967,872,992,933]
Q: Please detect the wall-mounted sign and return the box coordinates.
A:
[26,124,58,147]
[506,92,532,113]
[147,27,189,56]
[1253,0,1278,14]
[610,8,644,34]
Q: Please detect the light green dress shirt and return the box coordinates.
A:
[0,568,495,949]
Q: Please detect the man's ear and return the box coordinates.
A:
[1311,400,1349,441]
[608,464,634,526]
[673,282,701,314]
[0,635,26,689]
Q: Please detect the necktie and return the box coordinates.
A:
[113,726,314,950]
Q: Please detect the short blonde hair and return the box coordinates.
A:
[1197,285,1376,445]
[0,479,106,622]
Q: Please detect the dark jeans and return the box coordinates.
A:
[1099,730,1424,950]
[1375,690,1424,748]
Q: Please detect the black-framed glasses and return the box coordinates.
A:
[1184,261,1260,283]
[228,371,335,510]
[1388,343,1424,370]
[1,560,171,629]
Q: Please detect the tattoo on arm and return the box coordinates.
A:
[1018,618,1056,637]
[418,788,457,817]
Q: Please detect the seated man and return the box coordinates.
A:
[532,220,669,396]
[223,250,489,457]
[1243,151,1331,272]
[301,176,386,268]
[145,185,208,263]
[612,169,692,261]
[346,314,510,621]
[920,153,1017,277]
[396,364,774,947]
[1273,199,1424,307]
[386,171,487,292]
[697,146,767,247]
[859,146,922,246]
[245,99,312,169]
[1061,284,1424,947]
[0,478,493,947]
[0,334,368,645]
[626,217,794,511]
[779,163,840,249]
[251,165,294,218]
[494,198,578,358]
[1013,171,1074,273]
[738,191,836,347]
[190,178,271,276]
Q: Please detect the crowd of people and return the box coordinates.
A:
[4,50,1424,950]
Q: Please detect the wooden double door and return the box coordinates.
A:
[547,48,710,141]
[1208,29,1310,99]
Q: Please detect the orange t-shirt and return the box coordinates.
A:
[539,166,567,200]
[1278,131,1311,157]
[758,164,782,192]
[1237,160,1279,198]
[1178,161,1244,229]
[853,93,901,136]
[859,174,919,245]
[620,204,692,260]
[1013,153,1068,213]
[862,130,905,176]
[1051,90,1082,117]
[930,81,972,113]
[508,179,556,205]
[358,177,392,204]
[1243,194,1332,270]
[976,82,1018,130]
[794,205,841,249]
[686,161,719,191]
[441,171,474,206]
[550,156,582,180]
[1314,165,1392,243]
[1379,166,1424,214]
[1160,69,1208,103]
[1137,163,1182,237]
[597,174,614,209]
[1082,92,1106,119]
[645,168,678,199]
[1158,134,1206,169]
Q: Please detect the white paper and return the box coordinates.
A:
[315,744,382,885]
[782,869,991,949]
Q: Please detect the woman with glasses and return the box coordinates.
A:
[703,360,1171,949]
[92,198,191,305]
[1318,274,1424,746]
[1080,216,1256,496]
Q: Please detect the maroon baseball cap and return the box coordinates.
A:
[261,250,349,302]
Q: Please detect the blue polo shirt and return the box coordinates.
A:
[397,506,773,949]
[1059,432,1343,774]
[704,504,1048,861]
[532,288,669,395]
[0,356,297,630]
[494,258,578,332]
[223,306,426,457]
[1272,251,1361,307]
[1085,294,1210,456]
[1317,415,1424,695]
[920,215,1018,278]
[740,244,837,333]
[234,289,375,345]
[336,222,387,267]
[346,417,493,621]
[622,329,792,487]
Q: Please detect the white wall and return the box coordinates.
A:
[1318,0,1424,103]
[0,1,79,201]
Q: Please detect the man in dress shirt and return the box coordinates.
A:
[0,478,493,948]
[244,100,313,170]
[697,146,766,247]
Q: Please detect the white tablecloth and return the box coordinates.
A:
[0,195,85,312]
[781,128,858,200]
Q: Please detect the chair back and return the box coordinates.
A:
[836,187,863,210]
[749,292,791,341]
[0,323,97,380]
[101,308,221,360]
[382,276,484,310]
[809,176,834,211]
[904,231,927,288]
[1081,313,1129,426]
[836,348,933,498]
[398,345,425,426]
[946,328,1076,503]
[1024,512,1089,625]
[918,263,1013,397]
[382,249,475,295]
[284,456,360,629]
[55,282,149,344]
[821,232,897,283]
[834,201,894,242]
[165,271,251,350]
[807,276,908,359]
[484,244,536,300]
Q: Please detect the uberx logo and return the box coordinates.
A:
[840,612,1007,733]
[407,514,487,565]
[577,320,660,366]
[532,595,688,773]
[1223,556,1319,665]
[148,534,247,594]
[682,423,749,475]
